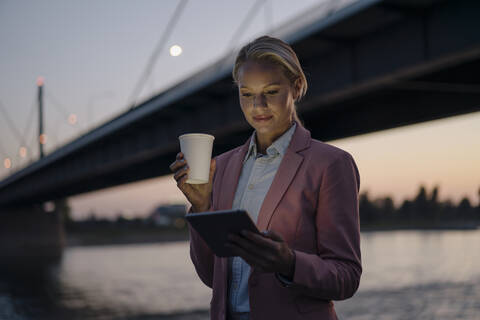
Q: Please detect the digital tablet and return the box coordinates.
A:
[185,209,261,257]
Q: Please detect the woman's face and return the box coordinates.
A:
[236,60,298,139]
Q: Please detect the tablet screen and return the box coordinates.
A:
[185,209,260,257]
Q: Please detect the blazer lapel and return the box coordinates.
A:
[256,124,311,231]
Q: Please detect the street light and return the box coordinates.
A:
[19,147,27,158]
[39,134,47,145]
[68,113,78,125]
[3,158,11,169]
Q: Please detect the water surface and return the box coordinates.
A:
[1,230,479,319]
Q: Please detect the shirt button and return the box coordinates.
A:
[248,184,254,190]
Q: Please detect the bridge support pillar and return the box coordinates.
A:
[0,201,66,269]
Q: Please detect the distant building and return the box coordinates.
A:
[149,204,187,228]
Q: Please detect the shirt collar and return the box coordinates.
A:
[244,122,297,163]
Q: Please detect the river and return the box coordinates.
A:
[1,229,479,319]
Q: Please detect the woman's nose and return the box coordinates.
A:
[253,94,267,108]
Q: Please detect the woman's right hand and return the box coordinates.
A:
[169,152,216,213]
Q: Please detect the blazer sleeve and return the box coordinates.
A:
[290,152,362,300]
[187,158,218,289]
[188,213,214,288]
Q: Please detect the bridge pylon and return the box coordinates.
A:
[0,199,66,270]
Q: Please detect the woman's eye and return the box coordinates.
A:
[266,90,278,95]
[242,93,252,97]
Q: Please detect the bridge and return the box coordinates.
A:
[1,0,479,263]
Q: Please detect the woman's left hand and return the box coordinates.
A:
[226,230,295,278]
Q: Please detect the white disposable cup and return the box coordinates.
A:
[178,133,215,184]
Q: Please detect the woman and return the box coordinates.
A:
[170,35,361,320]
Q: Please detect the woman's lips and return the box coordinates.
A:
[253,115,273,122]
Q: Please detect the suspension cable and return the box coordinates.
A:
[0,99,27,147]
[44,89,71,119]
[127,0,189,110]
[224,0,266,55]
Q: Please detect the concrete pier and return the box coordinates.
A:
[0,200,66,269]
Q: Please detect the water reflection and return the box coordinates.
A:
[0,261,73,320]
[360,230,480,291]
[1,230,479,319]
[0,242,210,319]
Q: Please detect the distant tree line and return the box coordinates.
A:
[65,185,480,231]
[360,185,480,229]
[65,213,178,230]
[65,206,188,231]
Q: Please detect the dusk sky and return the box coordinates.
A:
[0,0,478,219]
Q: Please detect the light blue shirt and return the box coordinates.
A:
[228,123,296,314]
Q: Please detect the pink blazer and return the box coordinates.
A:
[188,123,361,320]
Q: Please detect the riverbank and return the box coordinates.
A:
[65,221,479,247]
[360,220,479,232]
[66,226,189,247]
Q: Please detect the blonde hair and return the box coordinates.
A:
[232,35,308,125]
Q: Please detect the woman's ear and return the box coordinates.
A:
[292,78,302,101]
